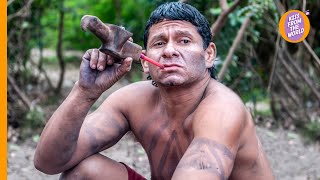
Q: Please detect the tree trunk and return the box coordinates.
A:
[35,8,44,84]
[55,1,65,94]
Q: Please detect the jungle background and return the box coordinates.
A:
[7,0,320,179]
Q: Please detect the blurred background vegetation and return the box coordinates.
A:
[7,0,320,142]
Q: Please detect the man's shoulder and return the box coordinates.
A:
[193,80,250,142]
[194,80,249,128]
[108,80,157,102]
[117,80,154,91]
[204,80,244,106]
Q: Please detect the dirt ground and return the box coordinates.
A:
[7,63,320,180]
[7,126,320,180]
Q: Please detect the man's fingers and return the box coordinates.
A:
[82,49,92,61]
[97,52,107,71]
[83,48,131,73]
[107,56,115,66]
[90,48,99,69]
[117,57,133,75]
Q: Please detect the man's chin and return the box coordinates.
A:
[164,82,180,87]
[160,79,185,87]
[156,75,190,87]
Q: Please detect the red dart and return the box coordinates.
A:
[140,54,164,69]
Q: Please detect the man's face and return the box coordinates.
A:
[144,20,214,87]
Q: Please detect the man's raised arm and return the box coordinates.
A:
[34,49,133,174]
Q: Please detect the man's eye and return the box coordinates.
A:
[155,42,164,46]
[181,39,190,44]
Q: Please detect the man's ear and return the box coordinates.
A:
[140,50,149,73]
[204,42,216,68]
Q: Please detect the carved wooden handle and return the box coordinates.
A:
[80,15,142,61]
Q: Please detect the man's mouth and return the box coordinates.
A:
[160,64,183,71]
[162,63,183,68]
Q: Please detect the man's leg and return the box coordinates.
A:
[59,153,128,180]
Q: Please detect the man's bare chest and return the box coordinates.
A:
[131,116,194,179]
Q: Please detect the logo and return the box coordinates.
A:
[278,10,310,43]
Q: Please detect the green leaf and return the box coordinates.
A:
[209,8,221,15]
[22,22,29,29]
[32,135,40,143]
[245,71,253,78]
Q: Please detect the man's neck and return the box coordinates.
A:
[157,74,211,121]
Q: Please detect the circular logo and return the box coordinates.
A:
[278,10,310,43]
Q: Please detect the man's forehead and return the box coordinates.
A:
[148,20,198,36]
[150,20,196,29]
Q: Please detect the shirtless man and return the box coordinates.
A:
[34,2,274,180]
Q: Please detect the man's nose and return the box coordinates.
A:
[162,42,179,59]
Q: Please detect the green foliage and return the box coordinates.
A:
[19,105,45,140]
[255,108,272,117]
[21,68,34,82]
[237,0,278,20]
[23,106,45,129]
[38,0,157,51]
[209,7,221,16]
[206,0,278,105]
[42,94,62,106]
[130,67,144,83]
[303,121,320,141]
[242,88,268,103]
[42,56,81,65]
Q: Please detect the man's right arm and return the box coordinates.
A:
[34,49,133,174]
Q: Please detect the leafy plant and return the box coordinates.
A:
[303,121,320,141]
[23,106,45,129]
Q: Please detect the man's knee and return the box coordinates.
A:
[59,154,100,180]
[59,154,128,180]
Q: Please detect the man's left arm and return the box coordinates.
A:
[172,99,246,180]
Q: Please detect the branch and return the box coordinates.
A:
[278,53,298,81]
[217,15,251,81]
[7,0,34,21]
[283,49,320,102]
[275,0,286,15]
[211,0,242,37]
[230,68,246,89]
[279,98,297,123]
[28,59,54,90]
[219,0,228,11]
[55,2,65,94]
[226,0,242,14]
[8,75,31,109]
[7,0,16,7]
[302,39,320,67]
[267,33,280,92]
[275,72,300,106]
[302,0,306,12]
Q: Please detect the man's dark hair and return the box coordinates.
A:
[143,2,216,79]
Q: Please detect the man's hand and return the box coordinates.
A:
[34,48,133,174]
[78,48,133,98]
